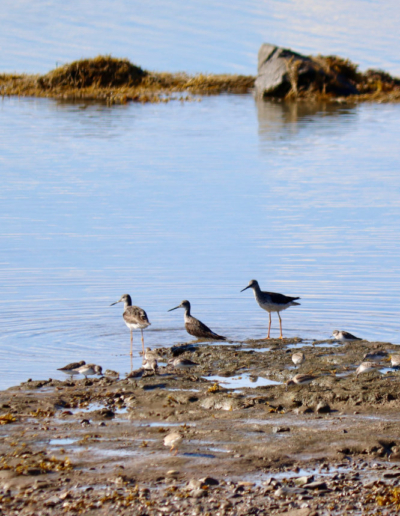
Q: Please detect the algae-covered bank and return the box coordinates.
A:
[2,338,400,514]
[1,50,400,105]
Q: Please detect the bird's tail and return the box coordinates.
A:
[213,334,227,341]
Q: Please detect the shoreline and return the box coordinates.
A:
[1,54,400,105]
[1,337,400,513]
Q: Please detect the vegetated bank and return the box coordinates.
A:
[0,52,399,104]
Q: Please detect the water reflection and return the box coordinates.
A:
[256,100,358,141]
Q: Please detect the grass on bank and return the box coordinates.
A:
[0,54,399,104]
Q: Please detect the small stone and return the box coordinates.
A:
[273,426,291,434]
[294,476,314,486]
[200,476,219,486]
[303,481,328,490]
[167,470,180,477]
[44,496,61,507]
[191,488,208,498]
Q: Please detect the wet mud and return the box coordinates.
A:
[1,337,400,514]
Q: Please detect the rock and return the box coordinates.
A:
[91,408,115,420]
[276,509,311,516]
[383,471,400,479]
[190,488,208,498]
[294,406,314,414]
[272,426,291,433]
[294,475,314,486]
[274,486,306,498]
[167,470,180,477]
[44,496,61,507]
[255,43,358,99]
[316,401,331,414]
[303,481,328,490]
[200,476,219,486]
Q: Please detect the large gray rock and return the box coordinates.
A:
[255,43,358,98]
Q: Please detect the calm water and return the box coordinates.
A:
[1,95,400,388]
[2,0,400,75]
[1,1,400,388]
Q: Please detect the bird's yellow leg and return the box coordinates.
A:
[278,313,283,339]
[141,329,145,356]
[266,312,271,339]
[130,331,133,356]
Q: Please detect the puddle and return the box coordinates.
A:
[286,341,339,350]
[183,452,216,458]
[241,348,270,354]
[166,388,200,392]
[68,403,104,414]
[49,437,76,446]
[204,374,280,389]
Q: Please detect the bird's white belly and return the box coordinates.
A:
[257,300,290,313]
[125,321,146,331]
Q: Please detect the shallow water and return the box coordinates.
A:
[1,96,400,389]
[205,374,281,389]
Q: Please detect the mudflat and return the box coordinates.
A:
[1,337,400,514]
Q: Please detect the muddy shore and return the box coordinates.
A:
[1,337,400,514]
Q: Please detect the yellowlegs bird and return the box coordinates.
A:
[292,352,305,368]
[168,300,226,340]
[111,294,151,356]
[355,362,380,376]
[57,361,86,379]
[163,432,183,454]
[74,364,103,378]
[286,373,316,388]
[332,330,362,342]
[240,280,300,339]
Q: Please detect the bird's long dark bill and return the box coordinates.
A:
[240,285,250,292]
[110,301,119,306]
[168,306,180,312]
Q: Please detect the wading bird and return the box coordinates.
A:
[168,300,226,341]
[111,294,151,356]
[241,280,300,339]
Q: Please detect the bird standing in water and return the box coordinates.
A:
[110,294,151,356]
[168,300,226,341]
[241,279,300,339]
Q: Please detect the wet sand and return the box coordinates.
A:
[1,337,400,514]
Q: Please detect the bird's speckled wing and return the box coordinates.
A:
[342,331,360,340]
[185,317,226,340]
[267,292,300,305]
[123,306,150,325]
[58,361,85,371]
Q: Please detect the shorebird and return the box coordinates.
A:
[163,432,183,454]
[355,362,380,376]
[74,364,103,378]
[57,361,86,379]
[332,330,362,342]
[168,300,226,341]
[240,280,300,339]
[142,357,158,375]
[168,357,199,371]
[286,373,316,389]
[126,368,145,379]
[363,351,388,362]
[292,352,305,368]
[390,355,400,368]
[111,294,151,356]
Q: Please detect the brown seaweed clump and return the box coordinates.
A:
[38,56,147,89]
